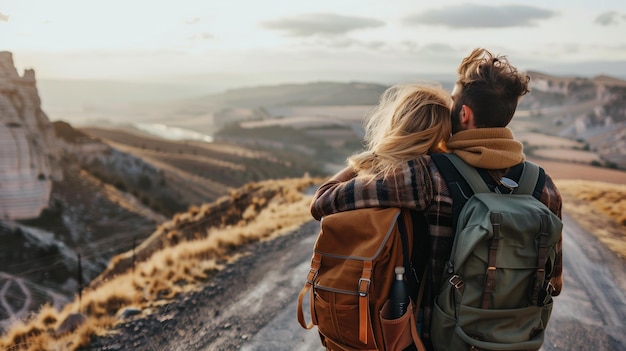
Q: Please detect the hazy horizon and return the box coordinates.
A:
[32,66,626,126]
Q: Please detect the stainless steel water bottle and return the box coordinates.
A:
[390,266,409,319]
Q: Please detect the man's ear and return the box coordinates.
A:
[461,105,476,129]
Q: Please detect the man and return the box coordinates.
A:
[309,48,563,350]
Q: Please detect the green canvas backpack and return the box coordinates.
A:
[430,154,562,351]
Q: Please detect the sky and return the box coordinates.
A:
[1,0,626,85]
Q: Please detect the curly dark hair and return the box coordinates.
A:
[454,48,530,128]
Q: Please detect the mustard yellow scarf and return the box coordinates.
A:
[446,127,525,169]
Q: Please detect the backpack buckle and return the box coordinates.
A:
[358,278,371,296]
[449,275,464,289]
[306,268,319,284]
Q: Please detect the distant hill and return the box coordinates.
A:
[69,81,389,136]
[39,80,390,127]
[79,74,626,170]
[512,72,626,169]
[198,81,388,107]
[124,81,388,120]
[531,60,626,79]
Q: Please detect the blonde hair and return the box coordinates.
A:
[349,83,452,178]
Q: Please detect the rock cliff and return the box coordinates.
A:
[0,51,61,220]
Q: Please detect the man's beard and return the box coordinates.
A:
[451,103,463,134]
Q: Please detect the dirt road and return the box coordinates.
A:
[241,215,626,351]
[538,214,626,350]
[88,214,626,351]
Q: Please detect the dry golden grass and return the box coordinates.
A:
[556,179,626,260]
[0,176,321,351]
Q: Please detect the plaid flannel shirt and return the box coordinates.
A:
[310,155,563,350]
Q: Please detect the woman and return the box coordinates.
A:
[346,83,450,180]
[317,83,451,190]
[306,83,452,351]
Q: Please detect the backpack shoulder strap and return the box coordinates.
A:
[397,212,413,282]
[444,154,491,194]
[430,153,473,230]
[398,210,429,299]
[430,153,465,187]
[431,153,547,201]
[516,161,540,195]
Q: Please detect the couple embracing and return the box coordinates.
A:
[309,48,563,351]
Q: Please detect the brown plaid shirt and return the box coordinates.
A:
[310,155,563,349]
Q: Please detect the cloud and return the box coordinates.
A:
[405,4,556,29]
[594,11,626,26]
[261,13,385,37]
[0,12,9,22]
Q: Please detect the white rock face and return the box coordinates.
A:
[0,51,61,220]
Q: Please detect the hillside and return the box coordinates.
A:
[1,109,330,315]
[0,177,321,350]
[511,72,626,169]
[78,125,325,212]
[0,110,331,334]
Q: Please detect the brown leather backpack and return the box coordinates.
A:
[297,207,427,351]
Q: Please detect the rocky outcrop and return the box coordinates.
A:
[0,51,61,220]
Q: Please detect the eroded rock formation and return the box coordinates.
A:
[0,51,61,220]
